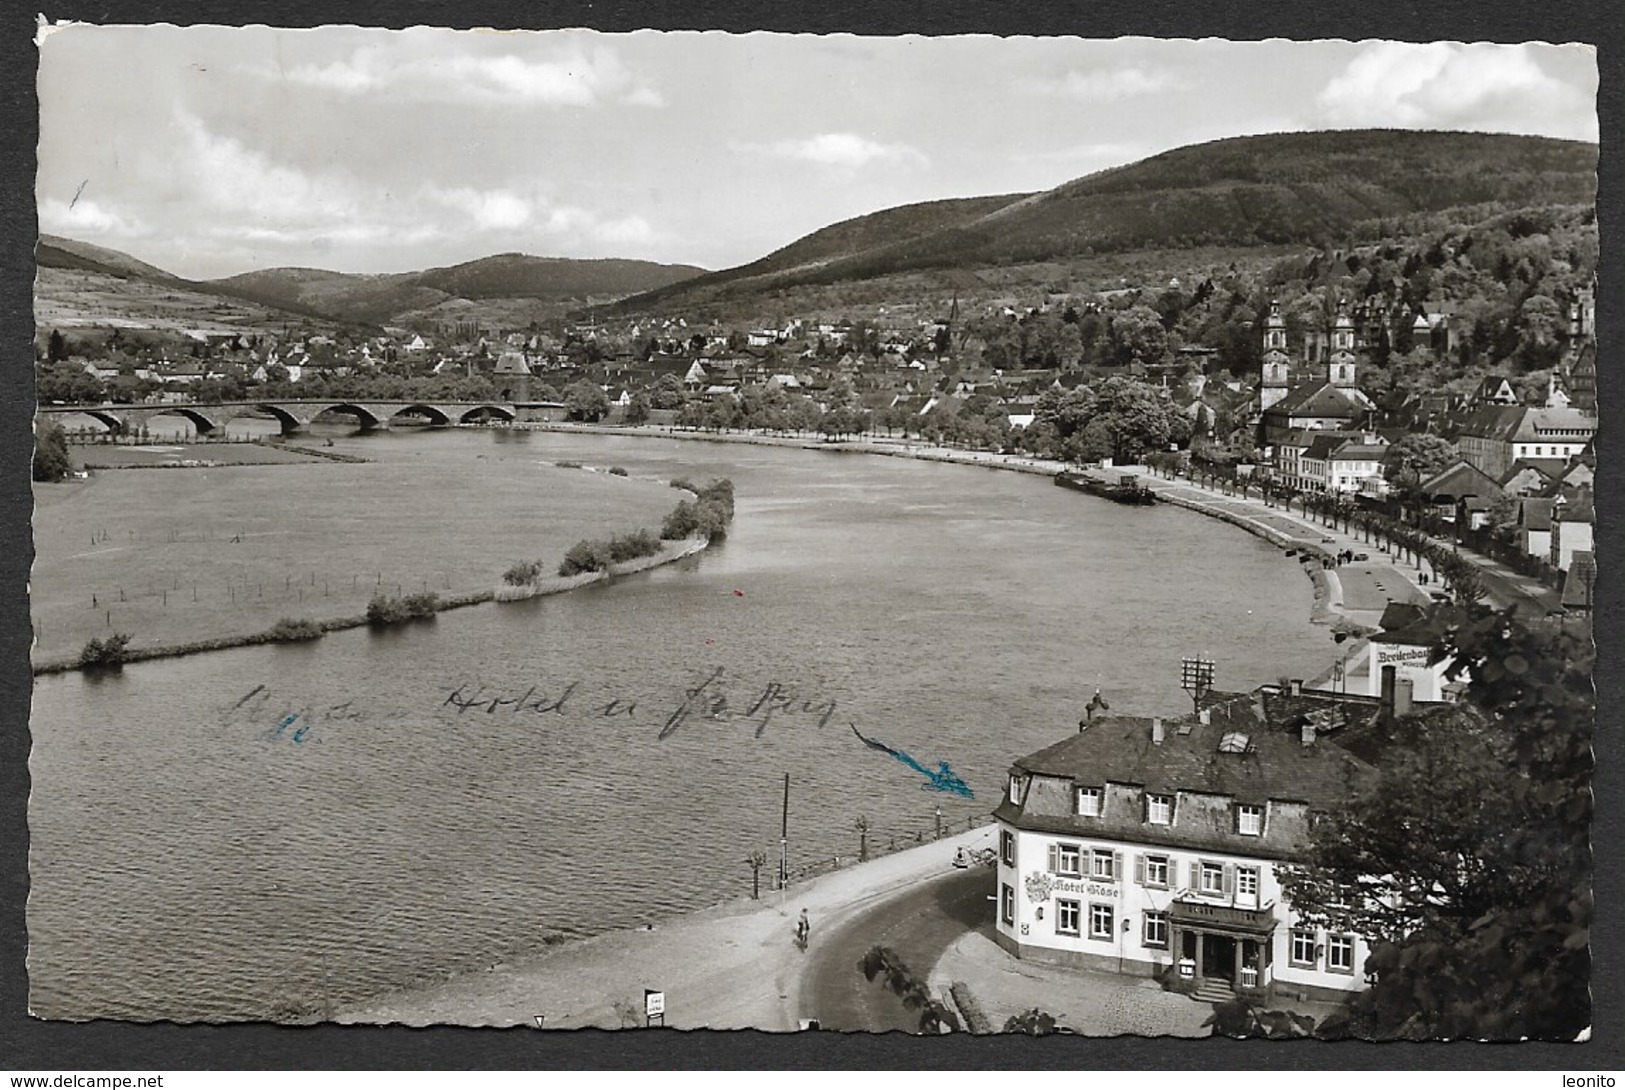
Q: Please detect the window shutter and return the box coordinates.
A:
[1222,863,1236,899]
[1047,843,1058,873]
[1113,851,1123,883]
[1188,861,1199,890]
[1232,805,1241,834]
[1134,854,1145,886]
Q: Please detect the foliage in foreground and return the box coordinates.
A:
[1003,1008,1059,1036]
[857,945,961,1034]
[78,633,132,669]
[1280,604,1592,1040]
[34,421,74,483]
[1202,997,1316,1039]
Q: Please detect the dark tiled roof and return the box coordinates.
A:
[1456,404,1527,441]
[1562,551,1597,608]
[1009,691,1375,806]
[1269,382,1371,420]
[1377,602,1428,632]
[1418,459,1504,500]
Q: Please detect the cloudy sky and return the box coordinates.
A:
[35,27,1598,280]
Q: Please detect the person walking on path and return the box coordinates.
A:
[795,908,811,951]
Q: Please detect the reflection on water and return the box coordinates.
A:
[28,428,1335,1021]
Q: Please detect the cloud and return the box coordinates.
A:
[747,132,928,170]
[282,44,663,108]
[38,196,151,238]
[101,114,668,271]
[1316,42,1597,141]
[1018,65,1185,102]
[176,113,367,227]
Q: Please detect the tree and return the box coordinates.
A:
[1111,305,1169,365]
[563,380,611,422]
[33,422,74,482]
[857,946,961,1034]
[1384,433,1458,498]
[1282,606,1592,1040]
[623,392,651,427]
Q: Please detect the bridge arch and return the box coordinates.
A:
[151,406,227,435]
[250,403,311,435]
[80,409,126,433]
[389,403,453,426]
[315,403,385,430]
[458,404,516,424]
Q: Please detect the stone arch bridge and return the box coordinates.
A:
[37,399,517,436]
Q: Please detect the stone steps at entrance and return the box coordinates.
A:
[1191,980,1237,1004]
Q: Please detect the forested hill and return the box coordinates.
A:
[610,129,1597,315]
[211,253,708,325]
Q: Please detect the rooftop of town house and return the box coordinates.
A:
[1519,497,1557,532]
[1264,381,1374,419]
[994,688,1379,857]
[1556,492,1595,523]
[1418,459,1504,501]
[1561,551,1597,609]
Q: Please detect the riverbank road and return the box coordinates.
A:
[1136,476,1430,625]
[335,825,1003,1030]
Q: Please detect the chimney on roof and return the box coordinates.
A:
[1300,721,1316,747]
[1289,678,1303,696]
[1394,676,1414,719]
[1198,707,1211,726]
[1151,717,1165,745]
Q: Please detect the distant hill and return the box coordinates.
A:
[211,253,707,325]
[34,235,709,333]
[611,129,1597,315]
[37,234,188,283]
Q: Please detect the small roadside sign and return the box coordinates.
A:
[644,989,666,1026]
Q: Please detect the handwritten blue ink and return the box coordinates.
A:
[851,724,974,798]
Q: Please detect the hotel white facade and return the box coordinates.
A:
[992,689,1383,1004]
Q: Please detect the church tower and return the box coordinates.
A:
[1329,301,1357,387]
[1260,299,1291,410]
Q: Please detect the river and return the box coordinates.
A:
[27,426,1336,1022]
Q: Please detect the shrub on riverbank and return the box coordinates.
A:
[557,530,663,576]
[608,466,629,477]
[78,633,131,669]
[366,591,440,626]
[503,559,543,586]
[660,478,735,541]
[268,617,324,642]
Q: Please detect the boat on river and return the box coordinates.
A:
[1053,471,1157,505]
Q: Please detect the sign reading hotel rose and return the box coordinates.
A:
[1051,877,1121,899]
[1373,643,1431,668]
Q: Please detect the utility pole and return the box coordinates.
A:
[779,773,790,891]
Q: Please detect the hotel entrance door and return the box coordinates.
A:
[1201,934,1237,982]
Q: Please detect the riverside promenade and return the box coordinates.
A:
[336,826,1000,1030]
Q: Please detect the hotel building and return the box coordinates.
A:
[993,684,1393,1004]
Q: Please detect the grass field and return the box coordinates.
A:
[73,441,329,469]
[29,458,680,666]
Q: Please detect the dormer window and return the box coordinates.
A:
[1008,775,1025,805]
[1077,786,1102,817]
[1237,804,1264,836]
[1145,793,1173,826]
